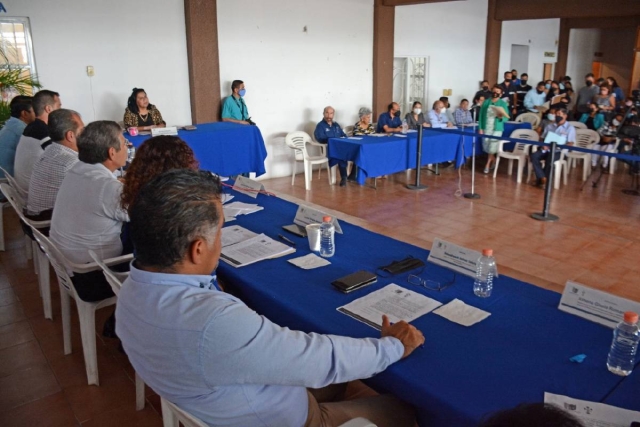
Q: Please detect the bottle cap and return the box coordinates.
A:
[322,216,332,222]
[482,249,493,256]
[623,311,639,324]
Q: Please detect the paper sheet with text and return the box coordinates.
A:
[544,393,640,427]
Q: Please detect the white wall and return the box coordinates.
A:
[394,0,488,109]
[498,19,560,84]
[5,0,191,126]
[218,0,374,179]
[566,28,601,85]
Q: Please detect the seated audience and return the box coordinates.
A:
[574,73,598,116]
[596,77,606,87]
[0,96,35,178]
[26,109,83,221]
[454,99,473,126]
[116,169,423,427]
[479,403,584,427]
[221,80,252,125]
[530,108,575,188]
[121,135,199,211]
[593,85,616,117]
[376,102,403,133]
[123,88,166,131]
[579,102,605,131]
[50,120,130,302]
[439,97,455,124]
[474,80,492,103]
[314,106,353,186]
[523,82,547,114]
[479,85,510,173]
[564,81,576,115]
[514,73,531,114]
[14,90,61,191]
[537,107,557,136]
[606,77,624,110]
[428,100,454,129]
[617,115,640,175]
[405,101,430,130]
[545,81,570,110]
[353,107,376,135]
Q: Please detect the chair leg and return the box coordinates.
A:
[60,284,72,355]
[135,371,146,410]
[161,397,179,427]
[492,156,501,179]
[325,163,331,185]
[291,161,296,185]
[33,241,39,275]
[516,159,524,183]
[38,250,52,320]
[507,159,513,176]
[24,235,32,260]
[330,165,337,185]
[77,301,99,385]
[563,163,568,185]
[583,160,590,182]
[304,161,311,190]
[0,204,5,252]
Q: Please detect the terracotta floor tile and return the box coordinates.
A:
[48,340,124,389]
[0,320,35,351]
[0,392,77,427]
[80,404,162,427]
[0,288,18,308]
[0,303,26,327]
[0,362,61,412]
[0,340,48,378]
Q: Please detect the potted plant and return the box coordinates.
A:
[0,45,42,128]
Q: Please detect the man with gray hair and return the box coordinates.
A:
[314,106,353,186]
[26,109,83,221]
[117,169,422,427]
[51,120,130,301]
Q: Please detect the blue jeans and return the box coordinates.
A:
[530,149,561,180]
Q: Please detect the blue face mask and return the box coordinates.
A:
[545,84,551,90]
[238,89,246,97]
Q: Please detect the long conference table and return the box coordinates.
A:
[216,186,639,426]
[127,122,268,177]
[329,122,531,185]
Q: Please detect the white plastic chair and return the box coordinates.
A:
[0,183,52,319]
[493,129,539,183]
[568,121,587,130]
[339,418,377,427]
[515,112,540,129]
[527,146,568,190]
[30,227,132,386]
[285,131,332,190]
[0,166,32,258]
[0,177,7,251]
[567,129,600,181]
[343,125,354,137]
[607,137,621,174]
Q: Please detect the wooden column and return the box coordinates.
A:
[373,0,395,118]
[555,18,570,80]
[184,0,221,124]
[484,0,501,85]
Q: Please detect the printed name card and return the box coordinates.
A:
[427,238,484,279]
[151,126,178,136]
[293,205,343,234]
[232,176,265,199]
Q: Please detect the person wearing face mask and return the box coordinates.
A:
[579,102,605,132]
[545,81,570,110]
[511,69,521,86]
[514,73,532,114]
[439,97,456,124]
[428,100,454,129]
[523,82,548,115]
[454,99,473,126]
[222,80,252,125]
[405,101,430,130]
[575,73,599,116]
[478,85,510,173]
[474,80,492,103]
[530,108,575,188]
[536,108,557,136]
[499,71,517,112]
[376,102,403,133]
[593,85,616,118]
[471,95,485,122]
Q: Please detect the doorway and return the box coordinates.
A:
[393,57,429,115]
[510,44,529,76]
[543,63,555,81]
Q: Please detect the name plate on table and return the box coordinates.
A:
[233,176,264,199]
[151,126,178,136]
[293,205,343,234]
[558,281,640,329]
[427,238,482,279]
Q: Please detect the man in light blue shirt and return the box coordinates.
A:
[0,96,35,178]
[428,100,454,129]
[523,82,547,114]
[530,108,575,187]
[221,79,251,125]
[116,169,422,427]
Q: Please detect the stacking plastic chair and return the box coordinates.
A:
[493,129,539,183]
[285,131,332,190]
[567,129,600,181]
[568,121,587,130]
[30,227,132,386]
[0,183,53,319]
[0,166,33,258]
[515,112,540,129]
[527,146,568,190]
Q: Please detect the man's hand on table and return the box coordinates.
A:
[381,315,425,359]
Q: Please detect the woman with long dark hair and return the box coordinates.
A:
[123,88,166,131]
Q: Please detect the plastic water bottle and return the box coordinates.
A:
[474,249,497,298]
[127,144,136,163]
[606,311,639,376]
[319,215,335,258]
[401,119,408,134]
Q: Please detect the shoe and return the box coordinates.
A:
[102,313,117,338]
[483,168,489,174]
[539,177,547,188]
[347,173,358,182]
[339,178,346,187]
[601,165,609,174]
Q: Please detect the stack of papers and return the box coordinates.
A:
[433,299,490,326]
[288,253,331,270]
[223,202,264,221]
[220,226,294,268]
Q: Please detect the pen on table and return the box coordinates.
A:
[278,234,296,247]
[390,322,424,349]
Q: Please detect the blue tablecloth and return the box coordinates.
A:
[603,362,640,414]
[127,122,268,177]
[216,187,625,426]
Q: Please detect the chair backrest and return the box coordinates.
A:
[0,166,28,201]
[0,183,49,229]
[161,397,208,427]
[343,125,354,137]
[88,250,125,296]
[575,129,599,148]
[509,129,539,153]
[285,131,312,159]
[568,121,587,130]
[29,226,76,295]
[515,113,540,129]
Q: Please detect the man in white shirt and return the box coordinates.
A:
[530,108,575,188]
[14,90,61,191]
[26,109,83,221]
[51,120,129,302]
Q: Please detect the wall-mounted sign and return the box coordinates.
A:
[544,52,556,58]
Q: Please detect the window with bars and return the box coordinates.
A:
[0,17,38,100]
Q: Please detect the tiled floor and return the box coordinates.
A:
[0,159,637,426]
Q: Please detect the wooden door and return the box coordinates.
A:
[543,63,554,81]
[592,61,603,79]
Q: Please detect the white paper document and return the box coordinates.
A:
[433,299,491,326]
[293,205,343,234]
[545,131,568,146]
[558,281,640,329]
[337,284,442,330]
[223,202,264,218]
[221,226,257,248]
[221,193,234,204]
[287,253,331,270]
[347,137,363,140]
[394,134,408,138]
[427,238,484,279]
[544,393,640,427]
[220,234,295,268]
[232,175,265,198]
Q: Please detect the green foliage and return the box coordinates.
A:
[0,45,42,128]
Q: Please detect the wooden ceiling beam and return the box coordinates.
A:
[494,0,640,20]
[382,0,462,6]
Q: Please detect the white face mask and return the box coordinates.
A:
[547,114,555,121]
[413,108,421,115]
[612,119,620,126]
[440,107,446,113]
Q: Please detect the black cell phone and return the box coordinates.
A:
[282,224,307,237]
[332,271,377,294]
